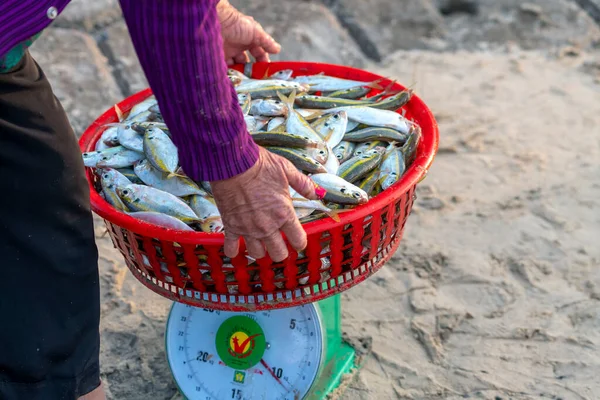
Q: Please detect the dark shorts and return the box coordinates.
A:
[0,51,101,399]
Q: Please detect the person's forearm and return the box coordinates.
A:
[118,0,260,182]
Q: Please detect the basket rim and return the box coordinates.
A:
[79,61,439,244]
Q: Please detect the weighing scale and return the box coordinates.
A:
[165,294,369,400]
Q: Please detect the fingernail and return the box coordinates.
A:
[314,183,327,200]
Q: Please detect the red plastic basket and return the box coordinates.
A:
[79,61,439,311]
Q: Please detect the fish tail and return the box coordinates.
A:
[366,78,386,90]
[381,79,398,96]
[327,208,341,222]
[102,122,125,128]
[304,110,325,120]
[276,89,296,110]
[114,104,124,121]
[262,66,270,79]
[324,127,335,143]
[329,208,354,221]
[167,171,187,179]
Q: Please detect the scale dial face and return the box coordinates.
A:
[166,303,324,400]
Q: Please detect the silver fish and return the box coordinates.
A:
[100,167,132,188]
[126,109,154,125]
[126,96,157,121]
[115,167,144,184]
[117,184,200,223]
[249,99,287,117]
[345,120,361,133]
[95,147,145,169]
[269,69,294,80]
[295,208,314,219]
[323,145,340,174]
[358,168,381,195]
[323,106,414,134]
[291,198,340,222]
[127,211,194,231]
[332,141,356,163]
[143,126,179,176]
[131,121,169,133]
[325,86,371,100]
[277,91,327,165]
[100,168,131,211]
[238,93,252,115]
[353,141,388,157]
[189,195,224,233]
[228,68,249,81]
[267,117,285,131]
[379,144,406,190]
[117,124,144,152]
[236,79,306,92]
[149,104,161,115]
[244,115,258,132]
[337,147,385,184]
[200,181,213,195]
[292,74,382,92]
[297,109,323,120]
[310,111,348,149]
[133,159,205,197]
[310,173,369,205]
[95,139,111,151]
[244,115,269,132]
[100,126,119,146]
[83,146,125,167]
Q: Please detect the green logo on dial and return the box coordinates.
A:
[215,315,266,370]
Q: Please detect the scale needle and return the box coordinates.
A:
[260,359,290,392]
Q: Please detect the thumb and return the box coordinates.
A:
[283,162,322,201]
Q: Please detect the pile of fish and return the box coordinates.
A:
[83,68,421,238]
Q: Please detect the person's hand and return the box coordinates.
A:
[217,0,281,65]
[210,147,319,262]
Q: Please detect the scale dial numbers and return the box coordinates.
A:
[166,304,324,400]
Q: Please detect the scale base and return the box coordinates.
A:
[305,296,373,400]
[305,341,356,400]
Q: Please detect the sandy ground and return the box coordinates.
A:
[91,47,600,400]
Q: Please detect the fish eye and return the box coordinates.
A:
[122,190,129,195]
[333,114,340,119]
[336,154,342,159]
[103,174,109,179]
[340,188,346,193]
[353,192,361,198]
[210,223,215,229]
[102,156,108,160]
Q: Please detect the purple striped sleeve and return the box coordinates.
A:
[118,0,260,182]
[0,1,70,57]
